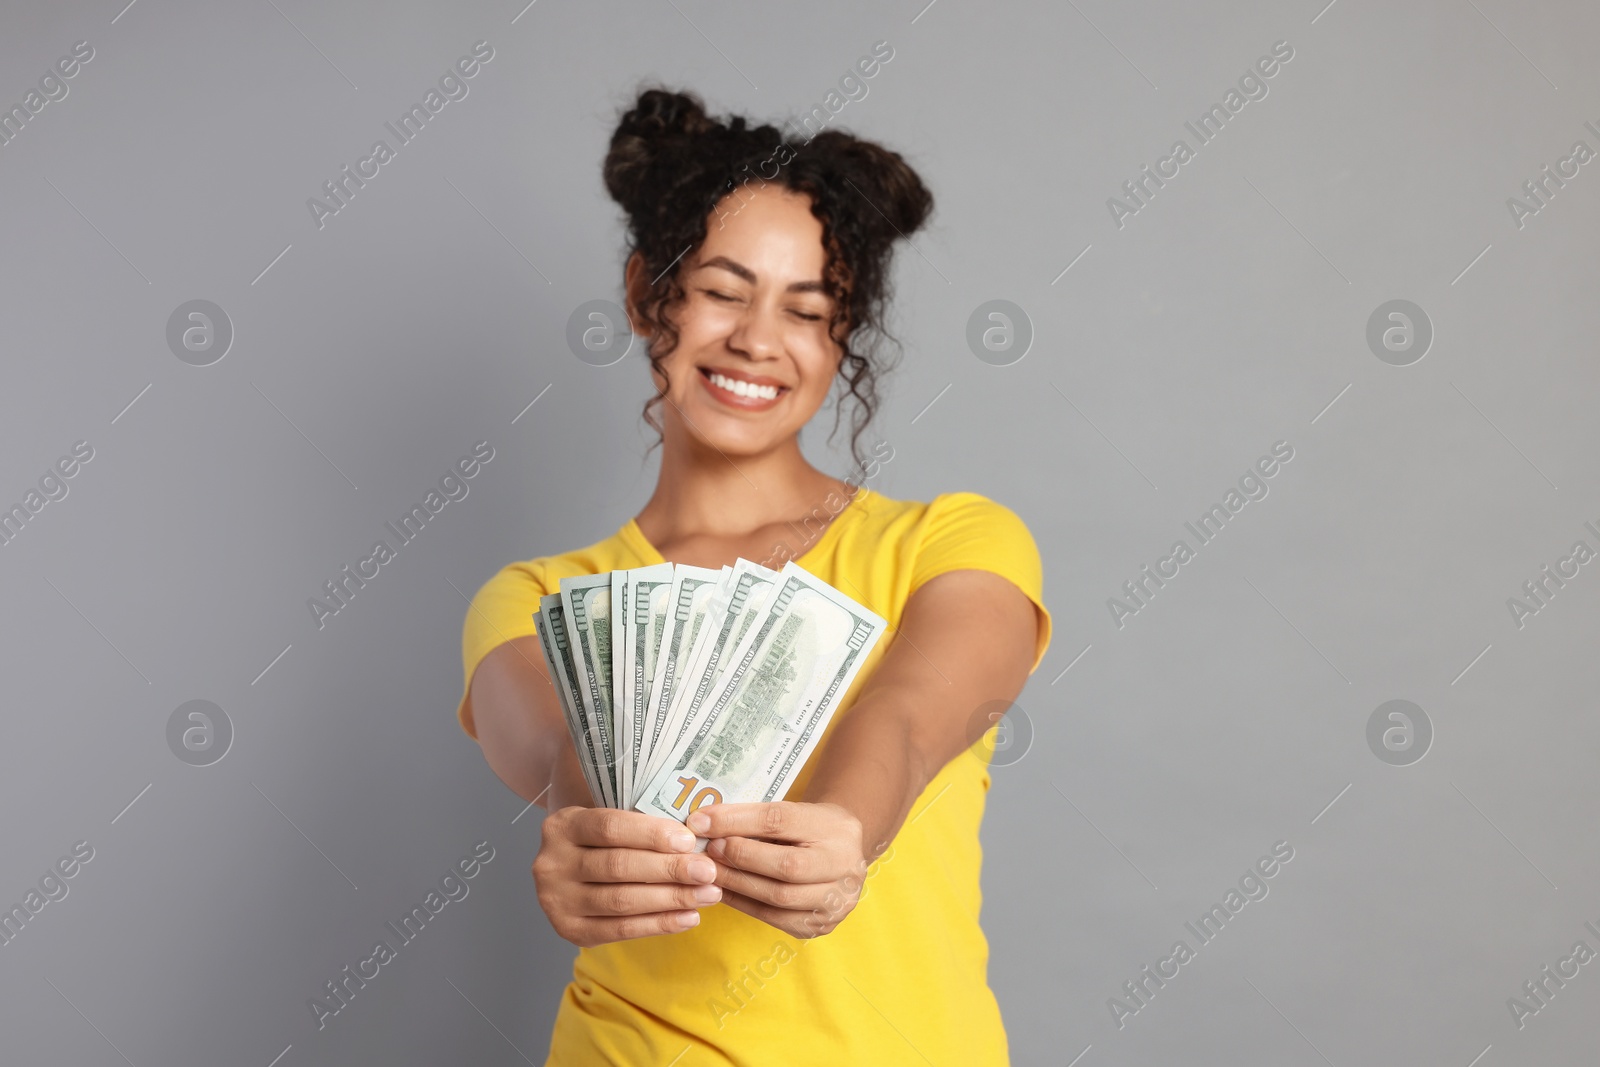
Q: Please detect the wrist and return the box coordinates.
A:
[547,748,598,810]
[798,798,869,866]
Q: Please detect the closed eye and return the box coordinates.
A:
[703,287,825,322]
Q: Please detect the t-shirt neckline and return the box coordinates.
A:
[622,485,872,568]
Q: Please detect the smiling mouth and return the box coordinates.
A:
[697,366,788,405]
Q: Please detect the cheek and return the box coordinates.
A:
[649,328,705,388]
[797,345,844,401]
[655,303,726,377]
[653,343,692,386]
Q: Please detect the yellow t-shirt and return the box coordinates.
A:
[457,486,1052,1066]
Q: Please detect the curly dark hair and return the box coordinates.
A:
[602,86,933,474]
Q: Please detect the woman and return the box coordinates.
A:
[458,88,1052,1065]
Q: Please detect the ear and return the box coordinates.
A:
[623,251,655,338]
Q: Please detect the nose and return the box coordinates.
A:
[727,301,782,362]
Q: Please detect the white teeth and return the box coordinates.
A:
[709,371,779,401]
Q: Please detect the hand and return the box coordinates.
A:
[689,801,866,939]
[532,806,724,947]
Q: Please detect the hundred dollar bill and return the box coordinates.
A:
[638,565,724,773]
[643,563,732,755]
[634,561,887,830]
[616,563,673,808]
[630,564,678,791]
[534,594,607,807]
[641,560,779,787]
[560,573,617,805]
[635,568,728,789]
[609,570,631,807]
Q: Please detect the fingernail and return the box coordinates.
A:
[694,885,722,904]
[686,811,710,833]
[669,832,695,852]
[688,857,716,882]
[679,910,701,928]
[706,838,726,856]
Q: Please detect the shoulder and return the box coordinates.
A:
[854,488,1038,551]
[456,528,631,741]
[922,490,1034,531]
[862,489,1044,596]
[851,488,1051,670]
[915,491,1039,559]
[459,527,633,698]
[468,529,634,610]
[836,487,1042,587]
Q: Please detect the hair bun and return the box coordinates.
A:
[806,130,933,244]
[603,88,720,216]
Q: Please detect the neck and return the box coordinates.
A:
[637,419,847,543]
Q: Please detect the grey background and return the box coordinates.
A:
[1,0,1596,1064]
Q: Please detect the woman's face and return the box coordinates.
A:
[634,183,845,459]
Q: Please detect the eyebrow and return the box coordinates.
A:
[696,255,827,295]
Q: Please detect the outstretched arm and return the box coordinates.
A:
[469,635,593,812]
[693,568,1040,937]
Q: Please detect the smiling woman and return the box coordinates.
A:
[458,87,1052,1066]
[605,87,931,477]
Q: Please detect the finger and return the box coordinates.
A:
[705,835,826,883]
[576,848,718,885]
[575,909,702,945]
[686,801,814,843]
[567,807,697,852]
[579,881,723,916]
[720,891,840,939]
[710,858,829,911]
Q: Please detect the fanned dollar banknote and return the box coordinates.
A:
[633,562,886,829]
[532,559,885,822]
[615,562,673,809]
[639,564,724,786]
[641,559,779,789]
[558,573,617,806]
[536,593,610,809]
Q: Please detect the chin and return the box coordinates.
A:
[690,424,785,458]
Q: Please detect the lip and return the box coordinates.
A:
[696,365,789,411]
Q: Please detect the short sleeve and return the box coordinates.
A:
[457,559,549,740]
[908,492,1053,674]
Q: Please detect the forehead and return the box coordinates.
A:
[696,184,826,281]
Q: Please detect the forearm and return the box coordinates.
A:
[475,706,561,804]
[798,572,1039,860]
[800,692,937,862]
[469,637,596,811]
[544,743,599,810]
[479,718,598,811]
